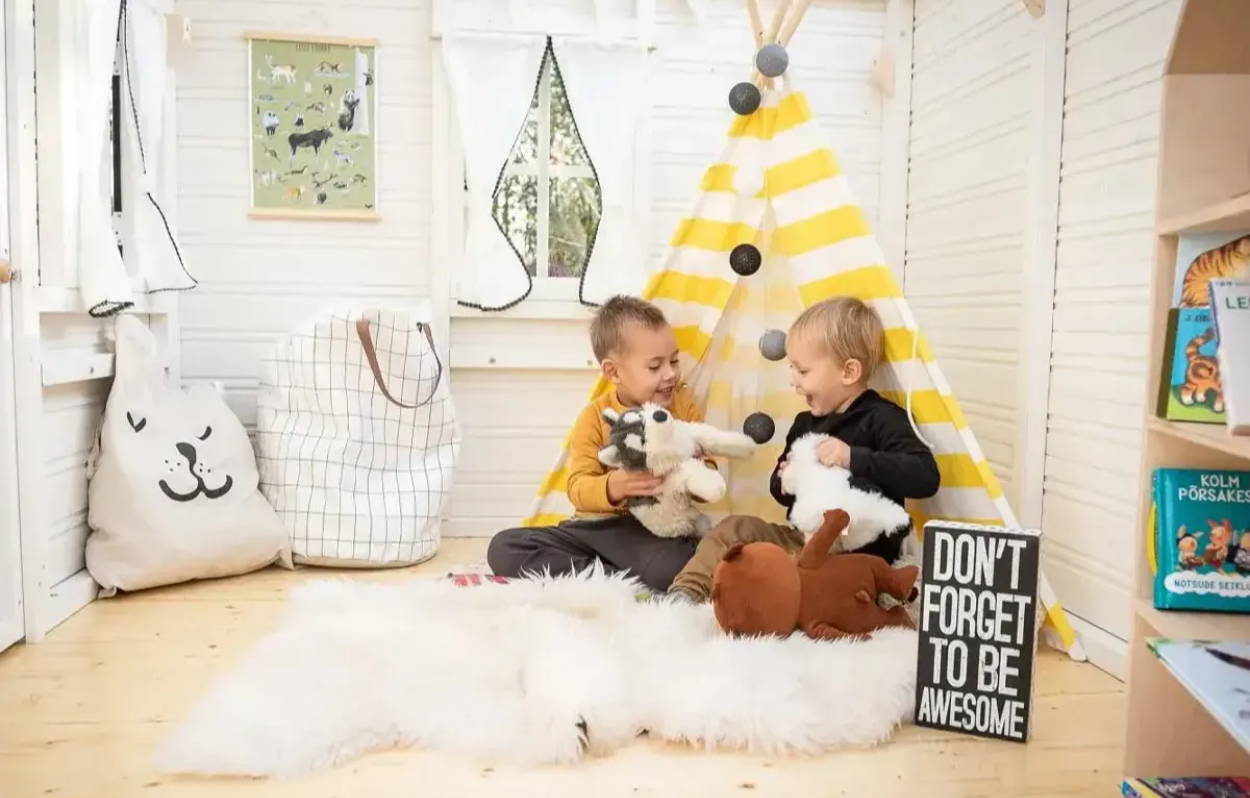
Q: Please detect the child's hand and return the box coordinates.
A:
[816,438,851,469]
[607,469,664,504]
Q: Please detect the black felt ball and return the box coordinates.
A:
[730,244,762,276]
[743,412,775,445]
[758,329,787,361]
[756,44,789,78]
[728,81,761,115]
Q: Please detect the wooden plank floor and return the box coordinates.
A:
[0,539,1126,798]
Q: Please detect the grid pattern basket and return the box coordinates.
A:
[256,306,460,567]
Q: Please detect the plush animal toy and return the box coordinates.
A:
[712,509,919,640]
[598,403,756,538]
[781,432,913,561]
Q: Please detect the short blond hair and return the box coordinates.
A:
[789,297,884,378]
[590,295,669,361]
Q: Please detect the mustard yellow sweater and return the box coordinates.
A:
[567,384,706,517]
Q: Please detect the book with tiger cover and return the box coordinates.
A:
[1150,467,1250,613]
[1161,306,1225,423]
[1209,279,1250,434]
[1160,233,1249,423]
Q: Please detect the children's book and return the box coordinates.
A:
[1161,306,1225,423]
[1159,232,1250,424]
[1147,638,1250,753]
[1123,776,1250,797]
[1151,468,1250,612]
[1172,233,1250,308]
[1209,279,1250,434]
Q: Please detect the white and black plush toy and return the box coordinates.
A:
[781,432,913,560]
[598,404,756,538]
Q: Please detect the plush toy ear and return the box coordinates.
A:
[854,589,872,604]
[602,407,621,424]
[723,542,746,562]
[598,444,621,467]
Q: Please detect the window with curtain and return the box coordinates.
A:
[491,39,602,283]
[110,33,123,258]
[442,33,649,311]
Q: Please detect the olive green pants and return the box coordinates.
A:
[669,515,806,602]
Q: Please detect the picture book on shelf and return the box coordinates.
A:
[1172,233,1250,308]
[1210,279,1250,434]
[1159,232,1250,424]
[1146,638,1250,754]
[1160,306,1225,423]
[1123,776,1250,798]
[1151,467,1250,613]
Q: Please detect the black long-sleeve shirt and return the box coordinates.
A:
[769,390,941,514]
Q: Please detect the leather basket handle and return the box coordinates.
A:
[355,318,444,410]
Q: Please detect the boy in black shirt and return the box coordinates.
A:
[668,297,939,602]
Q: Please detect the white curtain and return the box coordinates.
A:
[77,0,194,318]
[76,0,130,316]
[442,33,548,310]
[550,38,649,306]
[121,0,194,298]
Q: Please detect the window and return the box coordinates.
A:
[110,32,123,258]
[490,41,601,288]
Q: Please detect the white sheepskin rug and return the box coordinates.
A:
[156,570,918,777]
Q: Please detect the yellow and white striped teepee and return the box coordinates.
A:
[520,17,1081,659]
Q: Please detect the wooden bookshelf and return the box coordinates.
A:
[1159,192,1250,236]
[1147,418,1250,461]
[1134,599,1250,645]
[1124,0,1250,779]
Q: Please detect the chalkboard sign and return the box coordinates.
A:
[914,522,1040,742]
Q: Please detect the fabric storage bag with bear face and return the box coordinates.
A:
[255,306,459,567]
[85,316,293,596]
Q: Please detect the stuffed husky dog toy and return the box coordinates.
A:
[781,432,913,562]
[598,404,756,538]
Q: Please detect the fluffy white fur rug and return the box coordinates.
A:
[156,571,918,777]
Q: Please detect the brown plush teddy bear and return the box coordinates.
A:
[712,508,920,641]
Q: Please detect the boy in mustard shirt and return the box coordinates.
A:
[487,296,710,591]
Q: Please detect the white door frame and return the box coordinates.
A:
[5,0,43,645]
[0,0,35,651]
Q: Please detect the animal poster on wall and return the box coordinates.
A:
[246,32,378,220]
[914,522,1040,743]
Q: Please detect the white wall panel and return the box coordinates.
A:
[174,0,432,410]
[1041,0,1181,645]
[905,0,1033,502]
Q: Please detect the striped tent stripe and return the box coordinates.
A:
[520,86,1083,660]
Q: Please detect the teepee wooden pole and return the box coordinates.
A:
[757,0,791,88]
[764,0,791,43]
[778,0,813,46]
[746,0,765,47]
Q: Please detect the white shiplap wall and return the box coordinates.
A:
[174,0,432,429]
[446,0,889,536]
[905,0,1033,505]
[1041,0,1181,646]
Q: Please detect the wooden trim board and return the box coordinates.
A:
[247,209,381,222]
[1014,0,1067,526]
[243,31,379,47]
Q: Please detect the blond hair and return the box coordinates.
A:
[590,295,669,361]
[789,297,884,378]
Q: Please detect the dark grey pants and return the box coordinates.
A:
[486,515,698,592]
